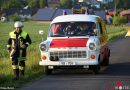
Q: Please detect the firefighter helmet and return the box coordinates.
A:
[14,21,23,28]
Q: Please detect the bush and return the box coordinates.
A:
[113,15,127,25]
[23,17,28,22]
[9,13,20,21]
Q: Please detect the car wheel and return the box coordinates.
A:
[101,57,109,66]
[44,66,52,75]
[101,50,110,66]
[104,58,109,66]
[92,65,100,75]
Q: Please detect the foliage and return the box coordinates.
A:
[0,0,47,10]
[106,25,128,41]
[27,0,39,8]
[100,2,114,10]
[99,0,130,10]
[8,13,20,21]
[114,0,130,10]
[60,0,72,9]
[112,15,127,25]
[39,0,47,8]
[0,0,21,10]
[0,21,49,88]
[1,0,130,10]
[27,0,47,8]
[23,17,28,22]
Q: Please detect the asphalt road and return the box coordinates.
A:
[21,37,130,90]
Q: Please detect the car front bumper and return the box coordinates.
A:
[39,60,98,66]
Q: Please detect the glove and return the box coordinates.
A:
[8,47,11,53]
[22,44,28,49]
[19,36,24,40]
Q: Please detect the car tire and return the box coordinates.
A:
[92,65,100,75]
[102,58,109,66]
[101,53,109,66]
[44,66,52,75]
[101,50,110,66]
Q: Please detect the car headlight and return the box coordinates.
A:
[40,44,47,51]
[89,43,96,50]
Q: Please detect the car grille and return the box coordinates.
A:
[49,51,87,58]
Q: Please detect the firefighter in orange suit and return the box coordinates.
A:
[7,21,31,80]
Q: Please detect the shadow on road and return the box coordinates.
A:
[48,62,130,77]
[102,62,130,76]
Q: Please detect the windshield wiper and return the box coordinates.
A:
[75,34,88,36]
[75,33,96,36]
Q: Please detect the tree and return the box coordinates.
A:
[115,0,130,10]
[39,0,47,8]
[0,0,21,10]
[99,0,130,10]
[60,0,72,8]
[115,0,123,10]
[28,0,39,8]
[72,0,78,7]
[9,0,21,8]
[27,0,47,8]
[9,13,20,21]
[122,0,130,9]
[113,15,127,25]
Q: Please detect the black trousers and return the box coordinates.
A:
[11,55,26,77]
[11,48,26,77]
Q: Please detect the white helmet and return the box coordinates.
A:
[14,21,23,28]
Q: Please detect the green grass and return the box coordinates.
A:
[106,25,129,41]
[0,21,50,88]
[0,22,129,88]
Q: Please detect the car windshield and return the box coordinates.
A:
[49,22,96,37]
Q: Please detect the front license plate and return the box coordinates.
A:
[60,62,75,65]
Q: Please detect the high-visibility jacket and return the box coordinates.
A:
[7,30,31,59]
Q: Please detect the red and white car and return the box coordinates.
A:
[39,14,110,75]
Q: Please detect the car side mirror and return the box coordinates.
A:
[93,29,98,35]
[39,30,44,35]
[39,30,44,41]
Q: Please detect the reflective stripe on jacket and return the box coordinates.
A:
[9,30,27,39]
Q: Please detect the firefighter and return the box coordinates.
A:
[7,21,31,80]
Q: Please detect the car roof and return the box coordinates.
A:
[51,14,100,24]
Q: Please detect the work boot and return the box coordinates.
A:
[12,76,19,81]
[19,70,26,80]
[12,69,19,81]
[19,70,24,76]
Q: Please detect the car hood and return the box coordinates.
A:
[50,38,88,48]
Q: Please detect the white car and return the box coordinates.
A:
[39,14,110,75]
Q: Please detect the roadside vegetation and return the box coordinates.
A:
[107,25,129,41]
[0,21,49,88]
[0,21,129,88]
